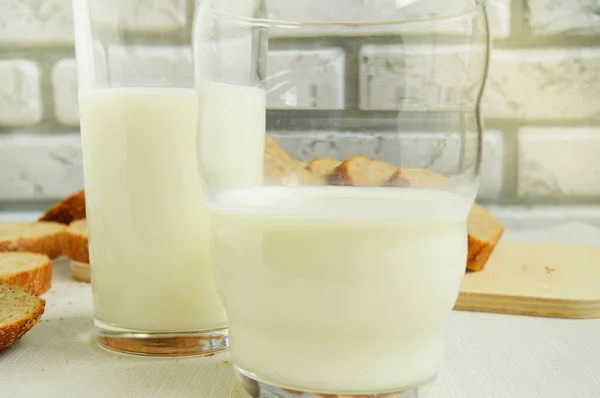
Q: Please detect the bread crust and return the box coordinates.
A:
[0,253,52,295]
[307,158,342,180]
[467,226,504,272]
[466,204,505,271]
[329,156,398,186]
[39,190,86,225]
[264,135,326,186]
[61,219,89,263]
[0,222,66,259]
[0,284,45,351]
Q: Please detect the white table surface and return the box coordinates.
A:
[1,213,600,398]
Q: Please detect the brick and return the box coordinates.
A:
[359,44,487,110]
[0,60,43,127]
[483,49,600,121]
[527,0,600,36]
[487,205,600,231]
[120,0,187,31]
[52,59,79,127]
[479,130,505,200]
[266,0,508,38]
[486,0,511,39]
[0,0,73,45]
[273,132,382,162]
[272,129,503,198]
[0,0,186,46]
[108,46,193,87]
[518,127,600,198]
[267,49,345,109]
[0,134,83,201]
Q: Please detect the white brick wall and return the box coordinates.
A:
[483,49,600,120]
[52,59,79,126]
[0,133,83,201]
[480,130,505,200]
[488,205,600,230]
[527,0,600,36]
[267,49,345,109]
[487,0,512,39]
[359,44,487,110]
[0,0,74,46]
[266,0,510,38]
[518,127,600,198]
[108,45,193,87]
[0,0,187,47]
[120,0,187,31]
[0,0,599,207]
[0,60,43,127]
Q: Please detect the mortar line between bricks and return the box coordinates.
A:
[1,49,76,134]
[485,119,600,127]
[502,125,519,204]
[270,37,600,51]
[186,0,197,28]
[342,42,360,109]
[506,0,528,44]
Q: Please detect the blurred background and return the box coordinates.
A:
[0,0,599,228]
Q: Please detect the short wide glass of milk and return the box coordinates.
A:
[194,0,489,396]
[72,0,227,356]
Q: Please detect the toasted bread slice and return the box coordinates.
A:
[466,204,504,272]
[386,168,454,190]
[0,222,66,258]
[39,190,86,225]
[62,219,89,264]
[329,156,399,186]
[307,158,342,180]
[264,135,326,186]
[0,253,52,295]
[0,283,45,351]
[294,159,308,169]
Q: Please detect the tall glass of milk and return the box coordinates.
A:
[194,0,489,395]
[72,0,227,356]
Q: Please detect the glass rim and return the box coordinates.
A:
[207,0,486,28]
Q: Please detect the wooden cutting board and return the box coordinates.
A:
[70,241,600,319]
[456,241,600,319]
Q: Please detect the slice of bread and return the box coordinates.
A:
[294,159,308,169]
[0,222,66,258]
[328,156,399,186]
[307,158,342,180]
[264,135,326,186]
[0,253,52,295]
[467,204,504,272]
[39,190,86,225]
[386,168,454,190]
[62,219,89,264]
[0,283,45,351]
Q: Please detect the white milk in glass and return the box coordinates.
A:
[211,186,469,393]
[79,88,227,331]
[196,79,266,189]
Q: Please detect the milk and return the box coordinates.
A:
[79,88,227,331]
[196,79,266,189]
[210,186,469,393]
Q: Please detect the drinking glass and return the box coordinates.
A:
[194,0,489,395]
[72,0,228,356]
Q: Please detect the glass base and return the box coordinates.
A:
[235,366,431,398]
[95,320,228,357]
